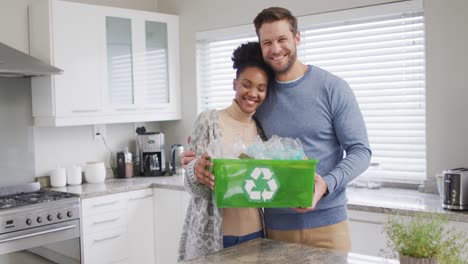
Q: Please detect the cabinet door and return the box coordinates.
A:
[348,210,389,257]
[52,1,105,116]
[127,189,155,264]
[153,188,186,264]
[105,16,136,110]
[133,13,180,117]
[83,228,128,264]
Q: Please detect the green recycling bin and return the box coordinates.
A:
[213,159,318,208]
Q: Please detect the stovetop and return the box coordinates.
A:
[0,190,77,210]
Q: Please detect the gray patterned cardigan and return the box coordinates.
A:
[177,109,223,262]
[177,108,265,262]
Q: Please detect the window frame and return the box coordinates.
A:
[196,0,426,186]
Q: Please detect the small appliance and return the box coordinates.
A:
[442,167,468,210]
[137,132,166,176]
[170,144,185,175]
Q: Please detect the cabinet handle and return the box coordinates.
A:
[92,201,118,207]
[0,225,77,243]
[93,233,121,243]
[115,107,137,111]
[71,109,101,113]
[110,257,129,263]
[93,217,120,225]
[144,106,167,110]
[129,194,153,200]
[348,218,383,225]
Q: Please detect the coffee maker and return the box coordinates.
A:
[136,132,166,176]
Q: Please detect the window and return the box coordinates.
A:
[196,0,425,184]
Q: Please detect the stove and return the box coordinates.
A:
[0,184,80,257]
[0,190,77,209]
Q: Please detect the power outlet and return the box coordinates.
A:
[93,124,107,141]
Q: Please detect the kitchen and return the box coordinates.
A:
[1,0,468,263]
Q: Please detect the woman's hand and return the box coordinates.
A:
[194,152,215,189]
[182,150,196,169]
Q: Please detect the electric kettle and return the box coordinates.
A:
[170,144,184,175]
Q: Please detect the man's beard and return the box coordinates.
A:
[268,49,297,75]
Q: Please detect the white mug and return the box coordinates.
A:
[85,161,106,183]
[67,165,82,185]
[50,167,67,187]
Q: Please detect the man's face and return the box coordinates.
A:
[258,19,299,75]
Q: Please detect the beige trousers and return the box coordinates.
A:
[267,220,352,252]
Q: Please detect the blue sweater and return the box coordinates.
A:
[254,65,371,230]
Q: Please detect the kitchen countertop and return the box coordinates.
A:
[51,176,468,222]
[51,176,185,198]
[179,238,398,264]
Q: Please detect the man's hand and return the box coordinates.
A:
[194,153,214,189]
[182,150,196,169]
[293,173,328,213]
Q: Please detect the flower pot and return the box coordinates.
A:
[399,254,438,264]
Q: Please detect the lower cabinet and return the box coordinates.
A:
[348,210,468,260]
[348,210,389,257]
[153,188,190,264]
[81,189,155,264]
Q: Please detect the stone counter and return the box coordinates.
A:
[51,176,185,198]
[51,176,468,222]
[179,238,398,264]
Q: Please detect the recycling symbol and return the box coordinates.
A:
[243,167,279,202]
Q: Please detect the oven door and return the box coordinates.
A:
[0,219,80,264]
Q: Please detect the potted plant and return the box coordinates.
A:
[383,211,468,264]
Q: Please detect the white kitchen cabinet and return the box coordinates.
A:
[127,189,155,264]
[348,210,389,257]
[29,0,180,126]
[348,210,468,260]
[81,189,154,264]
[153,188,190,264]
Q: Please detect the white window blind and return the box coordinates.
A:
[196,1,426,183]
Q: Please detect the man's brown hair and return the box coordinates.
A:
[253,7,298,37]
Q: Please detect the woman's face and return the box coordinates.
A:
[233,66,268,114]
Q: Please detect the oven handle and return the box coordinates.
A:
[0,224,77,243]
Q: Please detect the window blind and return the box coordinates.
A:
[196,1,426,183]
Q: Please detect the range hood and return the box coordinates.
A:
[0,42,63,78]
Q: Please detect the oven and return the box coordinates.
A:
[0,188,81,264]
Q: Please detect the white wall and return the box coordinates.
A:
[0,0,160,185]
[1,0,467,184]
[158,0,468,183]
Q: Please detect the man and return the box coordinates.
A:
[184,7,371,252]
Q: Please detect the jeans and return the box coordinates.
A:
[223,230,264,248]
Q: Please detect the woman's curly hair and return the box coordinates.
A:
[231,42,274,82]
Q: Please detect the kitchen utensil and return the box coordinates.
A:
[442,167,468,210]
[116,148,133,178]
[67,165,82,185]
[50,167,67,187]
[85,161,106,183]
[170,144,184,175]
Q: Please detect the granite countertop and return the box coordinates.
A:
[179,238,398,264]
[51,176,185,198]
[50,176,468,222]
[346,187,468,222]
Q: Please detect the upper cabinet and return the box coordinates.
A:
[29,0,180,126]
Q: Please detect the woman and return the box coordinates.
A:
[178,42,273,261]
